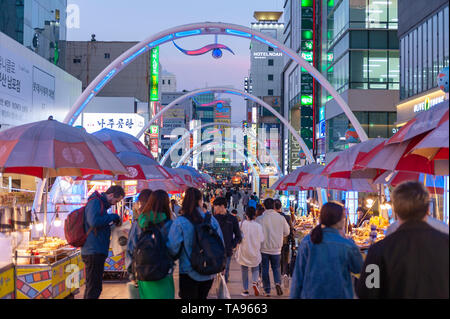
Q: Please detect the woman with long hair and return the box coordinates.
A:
[290,202,363,299]
[167,187,225,299]
[126,189,174,299]
[236,206,264,297]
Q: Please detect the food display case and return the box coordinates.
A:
[14,237,85,299]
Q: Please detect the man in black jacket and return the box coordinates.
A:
[213,197,242,283]
[357,181,449,299]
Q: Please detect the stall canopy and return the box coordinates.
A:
[0,119,127,178]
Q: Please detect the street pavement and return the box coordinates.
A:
[75,253,291,299]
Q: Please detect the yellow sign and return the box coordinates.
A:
[0,266,15,299]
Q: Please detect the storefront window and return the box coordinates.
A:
[413,29,417,96]
[388,50,399,83]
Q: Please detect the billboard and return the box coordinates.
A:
[0,32,81,130]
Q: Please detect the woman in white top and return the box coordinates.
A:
[236,206,264,297]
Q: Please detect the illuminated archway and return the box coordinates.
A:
[136,87,315,163]
[159,122,282,174]
[63,22,368,143]
[176,138,265,172]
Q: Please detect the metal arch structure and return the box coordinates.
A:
[176,138,265,172]
[137,87,315,163]
[186,143,261,193]
[63,21,368,142]
[159,122,282,175]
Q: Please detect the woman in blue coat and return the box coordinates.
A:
[167,187,225,299]
[290,202,363,299]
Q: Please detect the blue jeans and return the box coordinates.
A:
[224,256,232,283]
[240,265,260,291]
[261,253,281,294]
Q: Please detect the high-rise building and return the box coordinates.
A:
[0,0,67,67]
[395,0,448,126]
[249,11,285,178]
[283,0,400,173]
[159,91,193,166]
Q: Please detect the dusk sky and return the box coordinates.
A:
[67,0,285,124]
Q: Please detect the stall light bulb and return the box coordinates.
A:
[385,203,391,210]
[35,223,44,231]
[366,199,374,207]
[54,219,62,227]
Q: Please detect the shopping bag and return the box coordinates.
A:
[110,221,132,256]
[127,282,140,299]
[216,274,231,299]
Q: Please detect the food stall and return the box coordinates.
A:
[14,237,84,299]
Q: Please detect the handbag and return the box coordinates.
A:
[127,281,140,299]
[215,274,231,299]
[110,221,132,256]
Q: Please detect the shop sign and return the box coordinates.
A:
[149,125,159,138]
[83,113,145,136]
[149,138,159,158]
[413,96,445,113]
[253,52,283,59]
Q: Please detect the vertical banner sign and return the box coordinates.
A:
[150,47,159,102]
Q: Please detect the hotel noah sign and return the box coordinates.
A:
[396,89,447,128]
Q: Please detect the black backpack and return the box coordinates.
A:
[186,213,226,275]
[132,222,172,281]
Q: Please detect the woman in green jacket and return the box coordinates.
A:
[126,189,174,299]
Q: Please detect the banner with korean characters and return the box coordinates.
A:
[0,46,55,127]
[0,264,15,299]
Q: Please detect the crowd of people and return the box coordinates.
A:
[78,180,448,299]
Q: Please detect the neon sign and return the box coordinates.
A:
[173,39,234,59]
[150,47,159,102]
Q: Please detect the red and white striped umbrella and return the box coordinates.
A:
[270,175,312,191]
[321,138,386,179]
[387,99,448,145]
[76,152,172,181]
[92,128,154,158]
[138,179,185,194]
[299,164,376,193]
[409,118,449,161]
[165,167,203,188]
[355,134,448,176]
[0,119,127,178]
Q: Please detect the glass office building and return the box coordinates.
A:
[0,0,67,66]
[320,0,399,154]
[396,0,448,125]
[399,5,449,100]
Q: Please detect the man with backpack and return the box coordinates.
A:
[81,186,125,299]
[213,197,242,283]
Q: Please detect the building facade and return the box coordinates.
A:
[62,41,151,103]
[396,0,449,125]
[159,91,193,166]
[282,0,400,174]
[0,0,67,67]
[249,11,285,176]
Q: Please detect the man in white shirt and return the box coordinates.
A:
[256,198,290,297]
